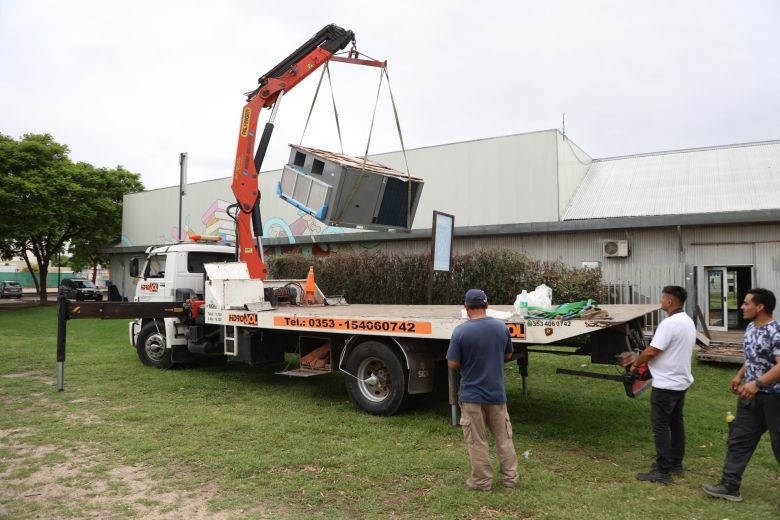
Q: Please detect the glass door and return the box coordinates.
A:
[706,267,727,331]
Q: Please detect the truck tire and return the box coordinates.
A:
[136,321,173,369]
[345,341,408,416]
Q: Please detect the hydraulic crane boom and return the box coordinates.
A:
[231,24,354,279]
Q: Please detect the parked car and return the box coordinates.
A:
[0,281,23,299]
[59,278,103,301]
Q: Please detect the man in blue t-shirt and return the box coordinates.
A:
[702,288,780,502]
[446,289,518,492]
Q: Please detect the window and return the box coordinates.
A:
[294,151,306,167]
[187,252,235,273]
[72,280,95,289]
[144,254,167,278]
[311,159,325,175]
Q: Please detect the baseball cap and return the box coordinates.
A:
[464,289,488,306]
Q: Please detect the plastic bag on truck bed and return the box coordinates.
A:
[529,299,603,320]
[527,284,553,309]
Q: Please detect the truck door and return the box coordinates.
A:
[137,253,169,301]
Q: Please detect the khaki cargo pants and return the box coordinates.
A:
[460,402,519,490]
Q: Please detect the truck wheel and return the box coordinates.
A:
[345,341,407,416]
[136,321,173,368]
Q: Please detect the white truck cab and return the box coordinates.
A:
[132,243,235,302]
[128,242,236,359]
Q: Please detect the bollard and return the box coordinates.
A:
[447,367,459,426]
[56,295,69,391]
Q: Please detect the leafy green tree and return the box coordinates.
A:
[0,133,144,304]
[67,164,142,283]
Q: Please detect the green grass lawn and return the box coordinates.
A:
[1,306,778,519]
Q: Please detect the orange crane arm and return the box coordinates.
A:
[231,24,354,279]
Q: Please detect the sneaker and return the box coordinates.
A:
[701,482,742,502]
[467,484,491,492]
[635,469,673,484]
[651,462,684,476]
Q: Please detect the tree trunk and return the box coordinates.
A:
[21,254,40,293]
[91,259,98,284]
[38,264,48,305]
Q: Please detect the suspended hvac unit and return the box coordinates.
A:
[602,240,629,258]
[277,145,424,231]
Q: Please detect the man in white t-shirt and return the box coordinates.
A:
[631,285,696,484]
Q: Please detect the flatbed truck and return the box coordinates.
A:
[57,243,658,417]
[55,24,658,418]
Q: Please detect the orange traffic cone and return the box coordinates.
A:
[304,265,316,304]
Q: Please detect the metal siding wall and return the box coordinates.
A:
[370,131,561,226]
[382,240,430,255]
[122,188,180,246]
[754,243,780,295]
[380,228,683,276]
[685,223,779,244]
[690,244,755,267]
[121,131,562,248]
[108,254,135,302]
[556,133,592,218]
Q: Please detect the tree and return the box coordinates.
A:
[68,165,142,283]
[0,133,144,304]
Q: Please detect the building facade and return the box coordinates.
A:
[110,130,780,333]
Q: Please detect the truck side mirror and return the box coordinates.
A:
[129,258,139,278]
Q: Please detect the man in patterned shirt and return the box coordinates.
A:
[702,288,780,502]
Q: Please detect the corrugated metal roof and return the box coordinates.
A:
[563,140,780,220]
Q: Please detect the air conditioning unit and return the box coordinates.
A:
[602,239,629,258]
[277,145,424,231]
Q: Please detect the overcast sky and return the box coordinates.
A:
[1,0,779,190]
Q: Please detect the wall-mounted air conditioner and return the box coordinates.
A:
[602,239,629,258]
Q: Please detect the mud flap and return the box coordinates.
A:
[392,338,434,395]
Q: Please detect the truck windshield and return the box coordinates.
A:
[145,255,166,278]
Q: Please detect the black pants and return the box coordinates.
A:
[650,387,687,473]
[721,392,780,488]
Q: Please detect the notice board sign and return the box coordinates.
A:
[431,211,454,272]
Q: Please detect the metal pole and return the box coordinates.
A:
[447,367,459,426]
[178,152,188,241]
[57,250,61,288]
[428,212,436,305]
[518,347,529,398]
[56,295,68,391]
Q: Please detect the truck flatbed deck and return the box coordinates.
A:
[206,303,660,344]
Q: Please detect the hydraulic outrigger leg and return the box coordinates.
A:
[55,295,188,391]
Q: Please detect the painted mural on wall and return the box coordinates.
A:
[263,210,381,256]
[144,198,380,256]
[158,199,234,244]
[201,199,235,242]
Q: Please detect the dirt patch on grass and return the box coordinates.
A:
[0,429,266,519]
[2,370,54,386]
